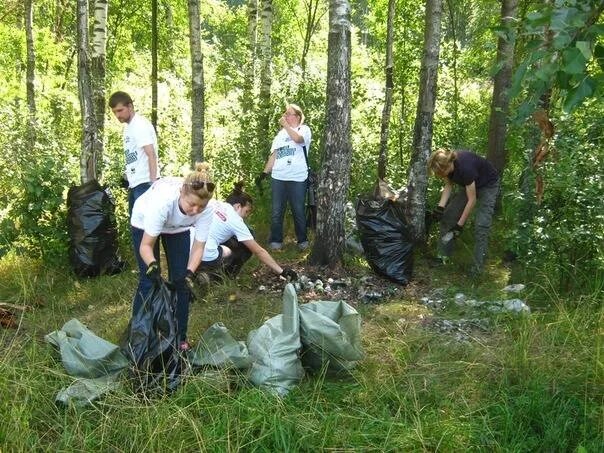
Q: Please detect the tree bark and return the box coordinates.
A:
[308,0,352,267]
[91,0,108,180]
[377,0,395,180]
[25,0,36,146]
[151,0,158,130]
[406,0,443,242]
[486,0,518,176]
[188,0,205,164]
[242,0,258,112]
[77,0,98,183]
[257,0,273,157]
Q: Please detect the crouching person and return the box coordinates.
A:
[130,162,216,351]
[199,182,297,281]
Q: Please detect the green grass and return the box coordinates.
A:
[0,251,602,451]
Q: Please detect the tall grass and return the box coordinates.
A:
[0,254,601,451]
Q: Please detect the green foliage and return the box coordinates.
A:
[505,99,604,295]
[510,0,604,117]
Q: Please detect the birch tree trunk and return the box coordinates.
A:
[91,0,108,180]
[406,0,443,242]
[486,0,518,176]
[377,0,395,180]
[188,0,205,164]
[25,0,36,145]
[257,0,273,157]
[151,0,158,130]
[77,0,97,183]
[308,0,352,267]
[242,0,258,112]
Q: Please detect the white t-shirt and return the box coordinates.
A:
[131,177,215,242]
[270,124,311,182]
[123,113,160,188]
[202,201,254,261]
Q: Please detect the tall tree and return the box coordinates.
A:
[257,0,273,157]
[25,0,36,146]
[299,0,327,79]
[188,0,205,164]
[151,0,158,130]
[377,0,396,180]
[486,0,518,177]
[242,0,258,112]
[406,0,443,242]
[91,0,109,180]
[77,0,98,182]
[308,0,352,267]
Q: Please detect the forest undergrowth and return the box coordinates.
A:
[0,239,601,451]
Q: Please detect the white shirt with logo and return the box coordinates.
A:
[131,177,215,242]
[270,124,311,182]
[123,113,160,188]
[202,201,254,261]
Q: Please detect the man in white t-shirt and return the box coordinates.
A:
[109,91,160,215]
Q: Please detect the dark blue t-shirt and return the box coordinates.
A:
[449,151,499,189]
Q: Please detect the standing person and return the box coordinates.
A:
[428,148,500,276]
[255,103,312,251]
[109,91,160,215]
[199,182,298,280]
[130,162,216,351]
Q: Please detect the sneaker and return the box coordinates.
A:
[179,340,191,352]
[298,241,309,251]
[269,242,283,250]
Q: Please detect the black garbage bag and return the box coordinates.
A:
[121,280,184,395]
[355,196,413,285]
[67,180,125,277]
[306,169,318,230]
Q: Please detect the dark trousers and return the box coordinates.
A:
[131,227,191,341]
[128,182,152,216]
[438,181,500,271]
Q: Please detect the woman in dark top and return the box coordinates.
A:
[428,148,500,275]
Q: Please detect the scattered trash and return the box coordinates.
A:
[503,284,526,293]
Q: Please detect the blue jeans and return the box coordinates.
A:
[269,178,308,244]
[131,227,191,342]
[128,182,152,216]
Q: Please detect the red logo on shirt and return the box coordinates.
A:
[215,211,227,222]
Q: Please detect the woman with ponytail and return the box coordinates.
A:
[199,181,297,281]
[130,162,217,350]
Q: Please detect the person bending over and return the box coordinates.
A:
[130,162,216,351]
[199,181,297,281]
[428,148,500,276]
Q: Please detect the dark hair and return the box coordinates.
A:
[225,181,253,207]
[108,91,133,108]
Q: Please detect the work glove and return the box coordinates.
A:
[185,270,210,301]
[254,172,269,193]
[432,205,445,221]
[449,223,463,237]
[120,173,129,190]
[279,267,298,281]
[145,261,161,284]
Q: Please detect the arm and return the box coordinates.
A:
[262,152,276,174]
[242,239,283,274]
[438,179,453,208]
[279,116,304,143]
[457,182,477,226]
[140,233,159,265]
[143,144,158,181]
[186,239,206,273]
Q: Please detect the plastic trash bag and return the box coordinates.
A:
[247,284,304,396]
[355,196,413,285]
[299,300,363,373]
[67,180,125,277]
[189,322,252,369]
[55,373,122,407]
[121,280,184,394]
[45,318,129,379]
